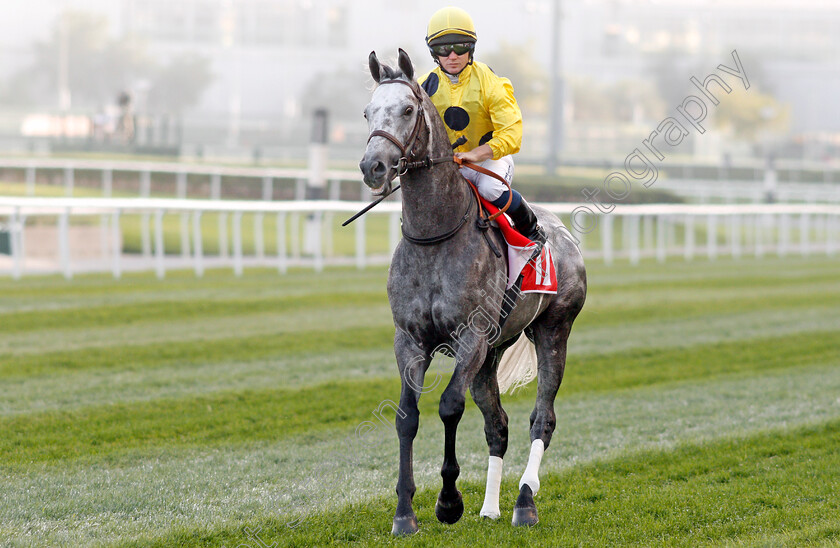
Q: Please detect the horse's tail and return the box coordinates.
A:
[496,334,538,394]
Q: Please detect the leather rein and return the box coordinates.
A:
[363,78,512,252]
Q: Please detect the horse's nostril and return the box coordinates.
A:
[360,159,387,179]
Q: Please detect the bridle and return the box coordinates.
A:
[366,78,454,175]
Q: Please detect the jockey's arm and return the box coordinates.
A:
[483,76,523,160]
[455,144,493,164]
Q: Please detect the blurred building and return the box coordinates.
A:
[563,0,840,135]
[1,0,838,158]
[121,0,840,149]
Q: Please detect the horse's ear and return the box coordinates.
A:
[369,51,382,84]
[397,48,414,81]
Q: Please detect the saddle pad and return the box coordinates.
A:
[480,199,558,295]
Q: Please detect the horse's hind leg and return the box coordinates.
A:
[512,319,574,526]
[469,346,510,519]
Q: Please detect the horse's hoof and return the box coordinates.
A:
[512,506,538,526]
[391,514,419,535]
[435,490,464,524]
[512,484,539,527]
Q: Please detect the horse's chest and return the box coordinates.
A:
[387,241,503,344]
[390,280,452,322]
[389,277,496,348]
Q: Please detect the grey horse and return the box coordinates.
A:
[359,49,586,535]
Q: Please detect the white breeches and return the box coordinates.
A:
[459,155,514,202]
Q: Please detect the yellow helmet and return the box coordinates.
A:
[426,6,477,46]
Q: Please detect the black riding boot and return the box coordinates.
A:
[507,199,546,246]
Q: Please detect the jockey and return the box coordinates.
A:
[419,6,545,246]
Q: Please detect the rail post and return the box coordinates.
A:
[684,214,695,261]
[58,208,71,279]
[232,211,243,277]
[707,214,717,260]
[192,211,204,277]
[111,209,122,279]
[601,213,613,265]
[277,212,287,274]
[154,209,165,279]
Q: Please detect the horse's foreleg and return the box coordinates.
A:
[470,347,509,519]
[513,321,572,527]
[436,339,488,525]
[392,332,431,535]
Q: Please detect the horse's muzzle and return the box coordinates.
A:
[359,157,395,195]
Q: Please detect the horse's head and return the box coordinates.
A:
[359,49,427,196]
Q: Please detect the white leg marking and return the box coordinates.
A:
[479,456,503,519]
[518,439,545,495]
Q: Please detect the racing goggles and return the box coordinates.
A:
[430,42,474,57]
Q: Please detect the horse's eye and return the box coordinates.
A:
[404,106,414,116]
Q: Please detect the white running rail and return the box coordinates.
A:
[0,197,838,279]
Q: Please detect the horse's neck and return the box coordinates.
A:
[399,159,471,238]
[399,104,472,236]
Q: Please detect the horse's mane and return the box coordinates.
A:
[374,61,415,87]
[366,61,413,92]
[381,64,401,81]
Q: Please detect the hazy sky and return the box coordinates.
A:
[2,0,840,51]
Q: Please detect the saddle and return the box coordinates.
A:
[475,196,558,295]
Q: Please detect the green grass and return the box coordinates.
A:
[0,324,396,378]
[1,256,839,546]
[3,328,838,468]
[136,420,840,547]
[0,290,386,334]
[1,379,399,467]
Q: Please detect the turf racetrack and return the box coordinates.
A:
[2,256,839,547]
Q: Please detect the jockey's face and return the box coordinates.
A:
[438,50,469,75]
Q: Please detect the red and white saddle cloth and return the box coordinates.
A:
[480,199,558,295]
